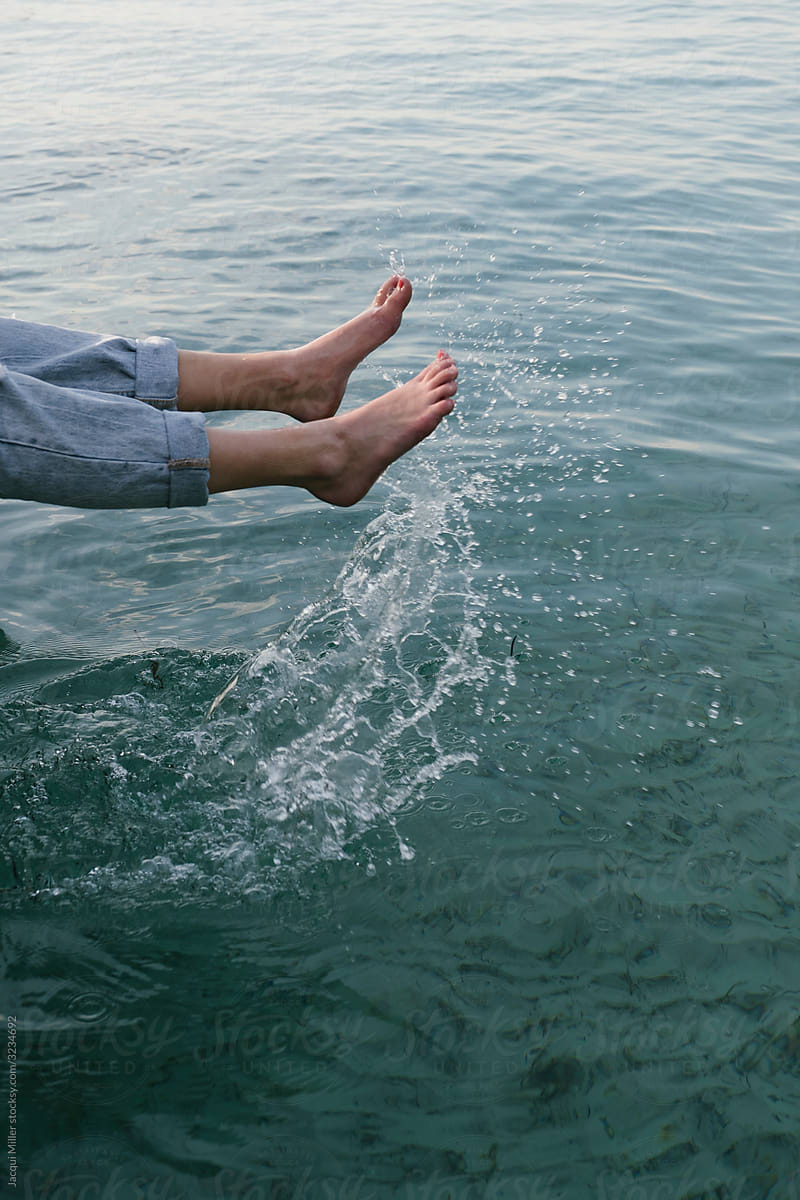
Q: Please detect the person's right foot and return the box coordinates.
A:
[308,352,458,506]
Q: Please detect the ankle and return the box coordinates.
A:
[235,349,297,412]
[311,417,350,485]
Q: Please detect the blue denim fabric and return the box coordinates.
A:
[0,317,210,508]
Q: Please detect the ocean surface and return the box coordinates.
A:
[2,0,800,1195]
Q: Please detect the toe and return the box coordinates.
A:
[375,275,411,307]
[374,276,399,306]
[430,394,456,420]
[432,360,457,384]
[391,277,412,309]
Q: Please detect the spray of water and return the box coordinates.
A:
[3,459,493,905]
[204,468,493,880]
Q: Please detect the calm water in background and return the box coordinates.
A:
[2,0,800,1194]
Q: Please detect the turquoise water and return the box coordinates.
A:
[2,0,800,1194]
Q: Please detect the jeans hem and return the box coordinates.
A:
[135,336,180,407]
[163,410,210,508]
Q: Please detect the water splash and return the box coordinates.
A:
[2,471,493,906]
[207,474,492,875]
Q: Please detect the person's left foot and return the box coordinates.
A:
[238,275,413,421]
[204,351,458,500]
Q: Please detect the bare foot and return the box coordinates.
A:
[180,276,413,418]
[204,352,458,501]
[284,275,413,421]
[309,352,458,506]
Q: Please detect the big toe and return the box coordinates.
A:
[375,275,412,312]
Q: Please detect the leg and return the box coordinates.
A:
[176,276,412,420]
[0,282,450,512]
[0,313,206,509]
[0,316,179,407]
[205,353,458,506]
[0,363,208,509]
[1,274,410,422]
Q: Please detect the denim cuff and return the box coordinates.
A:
[163,410,210,508]
[135,336,180,408]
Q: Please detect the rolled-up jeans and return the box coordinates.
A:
[0,316,210,508]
